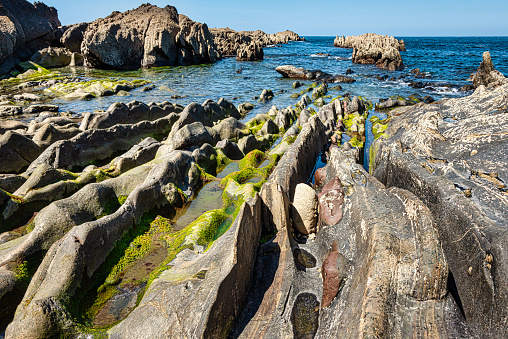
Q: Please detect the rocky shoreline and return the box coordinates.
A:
[0,1,507,339]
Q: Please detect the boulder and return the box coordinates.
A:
[30,47,75,68]
[212,117,247,141]
[259,89,274,101]
[259,119,279,136]
[0,0,61,77]
[81,4,221,70]
[291,183,318,235]
[238,134,258,155]
[0,131,41,173]
[170,122,218,151]
[31,123,82,149]
[216,139,244,160]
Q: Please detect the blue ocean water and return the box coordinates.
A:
[43,36,508,170]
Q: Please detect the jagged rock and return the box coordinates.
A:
[334,33,405,51]
[13,93,40,101]
[297,108,312,126]
[375,97,412,110]
[81,4,220,70]
[334,33,404,71]
[210,28,303,57]
[291,183,318,235]
[60,22,88,53]
[371,84,508,338]
[276,65,355,83]
[236,42,263,61]
[216,139,243,160]
[81,101,181,130]
[311,83,327,99]
[471,51,508,89]
[259,119,279,136]
[0,106,23,118]
[297,94,311,109]
[292,80,302,88]
[168,122,218,151]
[0,0,60,77]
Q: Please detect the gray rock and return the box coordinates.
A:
[471,51,508,89]
[238,134,258,155]
[30,47,73,68]
[276,65,355,83]
[0,120,28,134]
[238,102,254,114]
[259,119,279,136]
[60,22,88,53]
[31,123,82,149]
[297,109,312,126]
[216,139,243,160]
[81,4,221,70]
[171,122,218,151]
[259,89,274,101]
[212,117,247,141]
[0,131,41,174]
[236,42,263,61]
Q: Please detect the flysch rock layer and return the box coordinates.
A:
[371,83,508,338]
[334,33,405,71]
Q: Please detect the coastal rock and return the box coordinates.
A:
[236,42,264,61]
[238,102,254,114]
[471,51,508,88]
[60,22,88,53]
[211,28,303,57]
[276,65,355,83]
[291,183,318,235]
[334,33,404,71]
[371,84,508,338]
[259,89,274,101]
[81,4,220,70]
[0,131,41,173]
[317,177,344,225]
[216,139,243,160]
[30,47,77,68]
[0,0,60,77]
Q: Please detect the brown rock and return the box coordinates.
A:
[318,177,344,225]
[321,240,348,308]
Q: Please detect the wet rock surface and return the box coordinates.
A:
[276,65,355,83]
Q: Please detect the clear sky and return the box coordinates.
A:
[36,0,508,36]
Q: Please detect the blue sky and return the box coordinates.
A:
[38,0,508,36]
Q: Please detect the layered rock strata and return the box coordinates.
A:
[276,65,355,83]
[371,84,508,338]
[334,33,405,71]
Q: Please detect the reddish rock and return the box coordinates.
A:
[314,167,326,188]
[321,240,347,308]
[318,177,344,225]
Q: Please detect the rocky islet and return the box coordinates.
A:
[0,2,507,339]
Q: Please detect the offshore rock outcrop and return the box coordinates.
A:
[210,28,303,58]
[276,65,355,83]
[371,84,508,338]
[0,0,61,77]
[81,4,221,70]
[471,51,508,89]
[334,33,405,71]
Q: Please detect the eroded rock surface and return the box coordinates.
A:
[276,65,355,83]
[81,4,221,70]
[371,84,508,338]
[334,33,405,71]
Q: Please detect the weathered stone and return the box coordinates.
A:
[236,42,263,61]
[0,131,41,173]
[276,65,355,83]
[471,51,508,89]
[291,183,318,235]
[216,139,243,160]
[81,4,220,70]
[317,176,344,225]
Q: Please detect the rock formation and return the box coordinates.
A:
[334,33,405,71]
[211,28,303,58]
[470,51,508,88]
[371,84,508,338]
[236,42,264,61]
[81,4,221,70]
[276,65,355,83]
[0,0,61,77]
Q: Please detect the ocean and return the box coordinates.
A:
[10,36,508,169]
